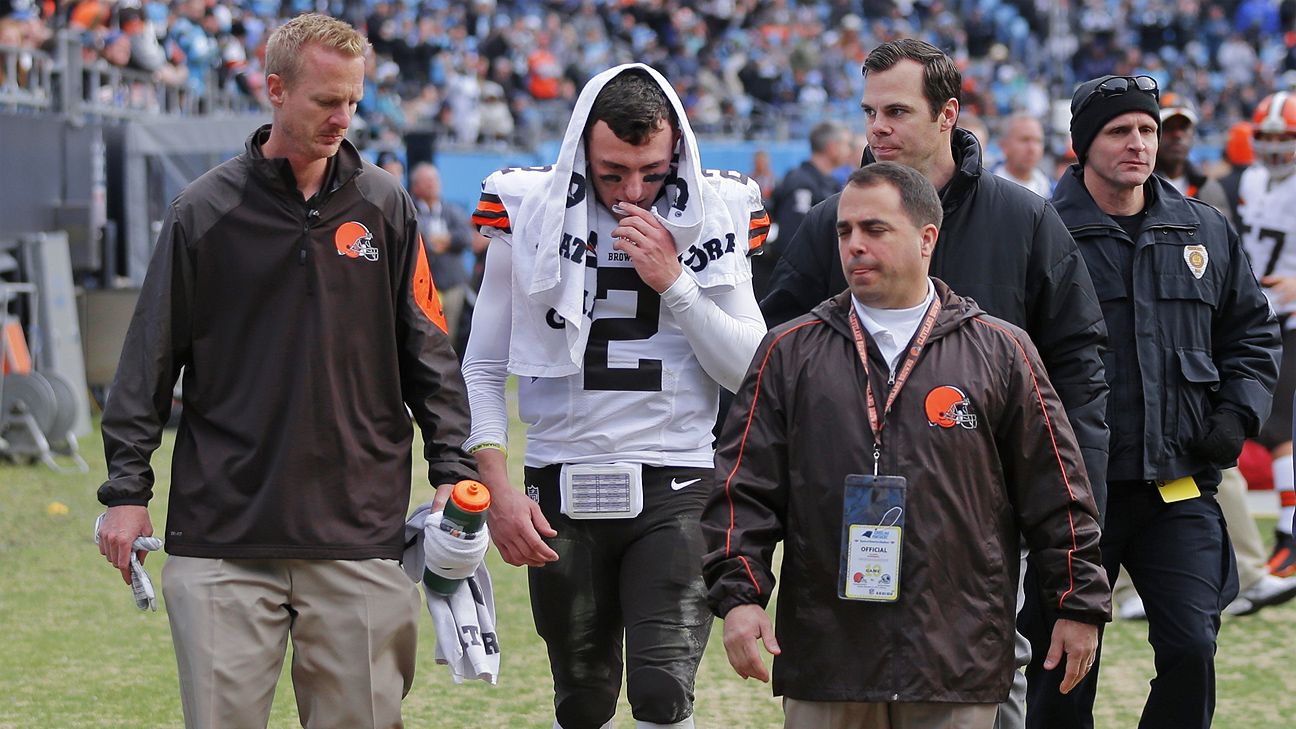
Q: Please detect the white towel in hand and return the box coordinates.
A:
[94,512,163,611]
[426,566,500,685]
[423,510,490,582]
[403,503,500,684]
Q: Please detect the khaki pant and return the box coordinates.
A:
[1114,467,1268,603]
[783,699,997,729]
[161,557,420,729]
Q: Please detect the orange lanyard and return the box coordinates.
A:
[847,297,941,474]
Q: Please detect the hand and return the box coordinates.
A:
[97,505,153,585]
[1195,410,1246,464]
[1043,618,1099,694]
[1261,275,1296,305]
[722,603,781,682]
[475,448,558,567]
[432,482,455,512]
[612,202,682,293]
[486,483,559,566]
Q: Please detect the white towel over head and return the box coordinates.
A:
[506,62,748,377]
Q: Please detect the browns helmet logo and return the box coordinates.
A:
[335,221,379,261]
[925,385,978,429]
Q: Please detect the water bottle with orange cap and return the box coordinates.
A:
[422,479,492,595]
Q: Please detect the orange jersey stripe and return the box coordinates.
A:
[749,210,771,251]
[473,194,511,232]
[472,214,511,231]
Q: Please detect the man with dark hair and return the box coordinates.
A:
[463,64,769,729]
[95,14,476,729]
[1051,74,1280,729]
[704,161,1109,729]
[584,68,679,143]
[759,37,1108,729]
[1154,94,1230,215]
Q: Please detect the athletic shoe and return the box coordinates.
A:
[1225,574,1296,616]
[1119,595,1146,621]
[1267,531,1296,577]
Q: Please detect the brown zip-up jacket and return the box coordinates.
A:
[702,280,1109,703]
[99,127,476,560]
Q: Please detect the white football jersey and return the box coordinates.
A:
[1240,164,1296,315]
[470,166,768,467]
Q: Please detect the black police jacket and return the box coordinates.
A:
[1051,165,1280,485]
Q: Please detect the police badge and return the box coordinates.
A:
[1184,244,1208,279]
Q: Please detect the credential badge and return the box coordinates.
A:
[1184,245,1208,279]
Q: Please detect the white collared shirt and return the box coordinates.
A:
[851,279,937,373]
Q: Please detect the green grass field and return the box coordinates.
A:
[2,408,1294,728]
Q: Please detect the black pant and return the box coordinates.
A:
[1025,480,1236,729]
[526,464,713,729]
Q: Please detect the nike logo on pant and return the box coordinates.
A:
[670,478,701,491]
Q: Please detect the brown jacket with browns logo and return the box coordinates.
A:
[99,126,476,560]
[702,280,1109,703]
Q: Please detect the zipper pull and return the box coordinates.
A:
[300,209,319,266]
[873,442,881,476]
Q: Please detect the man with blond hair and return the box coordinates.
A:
[95,14,475,729]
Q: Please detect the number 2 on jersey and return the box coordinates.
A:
[583,267,663,391]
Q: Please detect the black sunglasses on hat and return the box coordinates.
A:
[1074,76,1160,118]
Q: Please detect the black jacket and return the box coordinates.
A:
[704,281,1109,703]
[99,127,477,560]
[771,159,841,253]
[1051,166,1280,485]
[761,129,1111,510]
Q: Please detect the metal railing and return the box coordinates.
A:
[0,41,54,113]
[0,31,260,120]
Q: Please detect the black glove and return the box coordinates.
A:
[1194,410,1246,465]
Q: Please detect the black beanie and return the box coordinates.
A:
[1069,76,1162,165]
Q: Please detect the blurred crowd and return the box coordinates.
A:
[6,0,1296,157]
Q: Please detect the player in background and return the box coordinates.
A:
[1239,91,1296,576]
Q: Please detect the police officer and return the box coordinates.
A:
[1048,75,1281,729]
